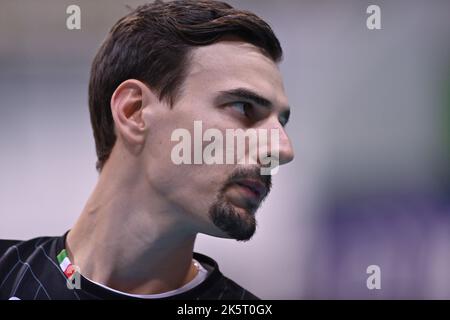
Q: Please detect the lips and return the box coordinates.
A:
[234,179,267,202]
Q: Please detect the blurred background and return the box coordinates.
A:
[0,0,449,299]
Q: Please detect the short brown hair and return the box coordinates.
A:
[89,0,283,171]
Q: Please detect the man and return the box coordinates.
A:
[0,0,293,300]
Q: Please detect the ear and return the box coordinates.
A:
[110,79,154,152]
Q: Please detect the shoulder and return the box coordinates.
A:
[217,275,260,300]
[0,239,21,257]
[0,236,58,299]
[0,236,54,260]
[192,252,260,300]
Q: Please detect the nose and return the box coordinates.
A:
[258,118,294,170]
[277,124,294,166]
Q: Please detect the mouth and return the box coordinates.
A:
[234,179,268,204]
[222,167,272,214]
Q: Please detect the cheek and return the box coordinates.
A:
[141,108,233,214]
[169,164,225,203]
[144,138,227,214]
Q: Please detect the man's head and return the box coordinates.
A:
[88,0,294,241]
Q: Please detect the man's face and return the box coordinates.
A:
[141,40,294,241]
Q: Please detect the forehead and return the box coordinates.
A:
[183,40,288,107]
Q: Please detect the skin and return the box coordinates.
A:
[66,40,294,295]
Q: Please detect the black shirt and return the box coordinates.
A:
[0,232,259,300]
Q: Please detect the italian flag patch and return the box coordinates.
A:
[57,249,76,279]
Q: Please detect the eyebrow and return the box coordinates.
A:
[217,88,291,115]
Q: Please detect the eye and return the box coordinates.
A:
[279,110,290,127]
[229,101,253,118]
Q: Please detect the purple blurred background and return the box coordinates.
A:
[0,0,449,298]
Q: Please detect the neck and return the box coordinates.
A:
[66,153,198,295]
